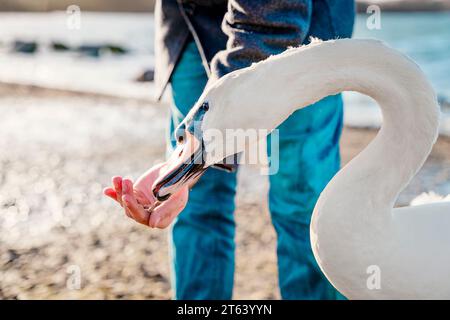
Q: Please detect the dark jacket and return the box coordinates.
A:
[154,0,355,100]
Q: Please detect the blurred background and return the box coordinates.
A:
[0,0,449,299]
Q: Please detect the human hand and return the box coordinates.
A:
[103,163,189,229]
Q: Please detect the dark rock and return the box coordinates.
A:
[76,45,102,58]
[76,44,129,57]
[6,249,20,264]
[92,237,102,247]
[13,41,37,54]
[135,69,154,82]
[104,44,128,55]
[51,42,70,52]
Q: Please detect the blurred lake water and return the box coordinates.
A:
[0,12,156,99]
[345,12,450,133]
[0,11,448,133]
[354,12,450,98]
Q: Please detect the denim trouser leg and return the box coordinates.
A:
[169,41,238,300]
[170,40,344,300]
[267,94,345,300]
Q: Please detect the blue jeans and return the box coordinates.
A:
[169,41,344,300]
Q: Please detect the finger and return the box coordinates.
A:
[121,179,134,219]
[112,176,123,206]
[124,206,133,219]
[121,178,133,218]
[122,194,150,225]
[149,188,188,229]
[104,185,131,218]
[122,179,150,225]
[103,187,118,201]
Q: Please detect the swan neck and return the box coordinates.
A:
[206,40,439,209]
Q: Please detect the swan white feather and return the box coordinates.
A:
[184,39,450,299]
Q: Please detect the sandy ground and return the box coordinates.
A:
[0,84,449,300]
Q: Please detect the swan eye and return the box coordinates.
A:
[175,124,186,144]
[183,102,209,140]
[201,102,209,111]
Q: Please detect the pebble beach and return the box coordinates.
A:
[1,83,449,299]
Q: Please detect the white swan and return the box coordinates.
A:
[152,39,450,299]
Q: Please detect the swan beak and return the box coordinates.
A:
[152,130,207,201]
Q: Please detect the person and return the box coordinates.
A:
[104,0,355,299]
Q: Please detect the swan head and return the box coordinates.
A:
[151,101,210,201]
[152,47,309,201]
[152,68,275,201]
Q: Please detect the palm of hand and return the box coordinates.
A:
[104,163,189,229]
